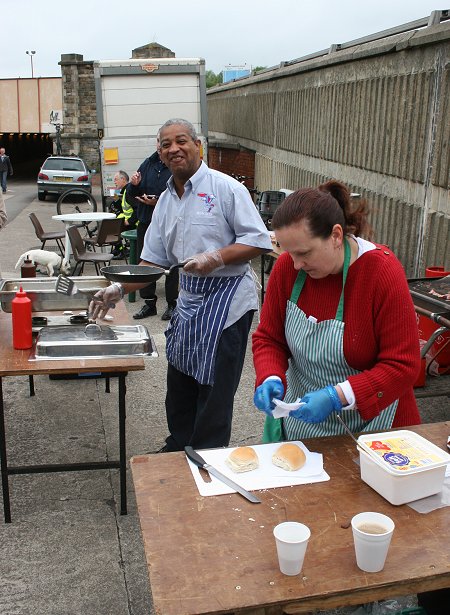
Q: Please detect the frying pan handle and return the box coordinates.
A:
[167,261,189,274]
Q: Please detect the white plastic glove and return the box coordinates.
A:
[89,283,124,319]
[183,250,225,276]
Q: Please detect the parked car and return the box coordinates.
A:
[37,156,95,201]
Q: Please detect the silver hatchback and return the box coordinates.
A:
[37,156,94,201]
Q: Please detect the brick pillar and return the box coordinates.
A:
[59,54,100,171]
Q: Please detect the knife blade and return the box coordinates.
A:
[185,446,261,504]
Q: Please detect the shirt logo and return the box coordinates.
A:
[197,193,216,213]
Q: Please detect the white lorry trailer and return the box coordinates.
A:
[93,57,208,205]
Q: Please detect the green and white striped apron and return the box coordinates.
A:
[263,239,398,443]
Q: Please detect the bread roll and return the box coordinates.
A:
[225,446,259,473]
[272,443,306,471]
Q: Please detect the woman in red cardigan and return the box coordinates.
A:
[252,180,421,442]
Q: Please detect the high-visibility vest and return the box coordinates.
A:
[117,191,134,221]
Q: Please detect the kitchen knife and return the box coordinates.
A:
[185,446,261,504]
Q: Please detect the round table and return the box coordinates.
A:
[52,212,116,262]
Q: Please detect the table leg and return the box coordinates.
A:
[119,373,127,515]
[128,238,137,303]
[64,223,71,263]
[0,377,12,523]
[29,375,35,397]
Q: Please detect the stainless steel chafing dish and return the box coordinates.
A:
[30,323,158,360]
[0,277,109,313]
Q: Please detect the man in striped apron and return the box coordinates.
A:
[91,118,272,451]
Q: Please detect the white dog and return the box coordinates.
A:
[15,250,71,277]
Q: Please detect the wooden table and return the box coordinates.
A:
[131,422,450,615]
[0,301,145,523]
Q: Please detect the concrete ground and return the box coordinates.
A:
[0,181,448,615]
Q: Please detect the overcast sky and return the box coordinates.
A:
[1,1,443,78]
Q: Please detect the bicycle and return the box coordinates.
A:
[56,188,98,216]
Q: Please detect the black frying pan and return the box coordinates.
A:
[100,263,186,284]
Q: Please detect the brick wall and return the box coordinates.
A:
[208,146,255,189]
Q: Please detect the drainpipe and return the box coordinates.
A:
[414,47,444,277]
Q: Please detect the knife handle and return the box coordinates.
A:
[185,446,206,469]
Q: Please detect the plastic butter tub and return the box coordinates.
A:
[357,430,450,505]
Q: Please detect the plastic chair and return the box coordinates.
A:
[84,218,125,259]
[67,224,113,275]
[29,212,65,256]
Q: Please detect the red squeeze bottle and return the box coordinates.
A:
[12,286,33,349]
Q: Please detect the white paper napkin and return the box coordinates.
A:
[272,398,305,418]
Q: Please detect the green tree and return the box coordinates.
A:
[206,70,223,88]
[253,66,267,74]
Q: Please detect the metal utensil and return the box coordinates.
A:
[55,275,103,321]
[336,414,363,450]
[55,274,77,296]
[336,414,384,465]
[185,446,261,504]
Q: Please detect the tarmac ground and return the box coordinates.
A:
[0,180,448,615]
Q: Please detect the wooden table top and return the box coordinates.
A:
[0,300,145,376]
[131,421,450,615]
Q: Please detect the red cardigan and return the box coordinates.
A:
[253,246,421,427]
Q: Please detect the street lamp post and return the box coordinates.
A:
[26,50,36,78]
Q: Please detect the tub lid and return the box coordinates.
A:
[358,430,450,475]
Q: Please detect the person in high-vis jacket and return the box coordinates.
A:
[252,181,421,443]
[91,118,272,452]
[109,170,137,259]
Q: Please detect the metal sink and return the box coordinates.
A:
[0,276,109,313]
[30,323,158,360]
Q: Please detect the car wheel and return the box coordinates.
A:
[38,191,46,201]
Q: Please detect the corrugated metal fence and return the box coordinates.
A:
[207,18,450,276]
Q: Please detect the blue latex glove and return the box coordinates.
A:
[253,380,285,416]
[289,386,343,423]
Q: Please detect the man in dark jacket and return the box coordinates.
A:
[126,150,176,320]
[0,148,13,193]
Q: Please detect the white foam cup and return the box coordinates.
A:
[273,521,311,576]
[351,512,395,572]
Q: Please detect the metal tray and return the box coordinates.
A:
[0,277,109,313]
[408,276,450,313]
[30,324,158,360]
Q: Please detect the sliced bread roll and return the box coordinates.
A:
[225,446,259,473]
[272,443,306,471]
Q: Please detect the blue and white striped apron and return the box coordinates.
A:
[165,272,244,385]
[263,239,398,442]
